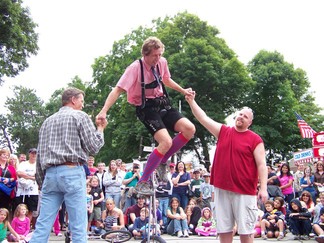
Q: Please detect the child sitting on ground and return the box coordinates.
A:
[261,200,285,240]
[286,198,312,240]
[132,208,149,238]
[7,203,33,242]
[195,207,217,236]
[0,208,20,243]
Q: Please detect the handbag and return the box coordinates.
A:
[0,180,16,196]
[0,166,16,196]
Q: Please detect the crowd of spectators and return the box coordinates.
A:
[3,146,324,241]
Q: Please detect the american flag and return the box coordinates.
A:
[294,112,316,138]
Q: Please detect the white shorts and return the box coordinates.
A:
[214,187,258,235]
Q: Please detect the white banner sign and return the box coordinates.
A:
[293,149,313,161]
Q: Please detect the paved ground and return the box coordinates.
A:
[47,232,319,242]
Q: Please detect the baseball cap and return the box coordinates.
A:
[203,173,211,177]
[169,163,175,167]
[133,160,140,165]
[28,148,37,153]
[193,169,201,174]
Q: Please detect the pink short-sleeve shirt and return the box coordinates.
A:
[117,57,171,106]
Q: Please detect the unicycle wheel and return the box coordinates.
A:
[101,230,132,242]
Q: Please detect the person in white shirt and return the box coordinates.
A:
[15,148,39,229]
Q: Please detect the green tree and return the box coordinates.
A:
[5,85,47,154]
[246,50,323,161]
[91,12,253,164]
[0,0,39,84]
[0,114,14,152]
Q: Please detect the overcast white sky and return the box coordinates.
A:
[1,0,323,113]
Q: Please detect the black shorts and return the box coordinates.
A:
[136,105,183,135]
[15,195,39,212]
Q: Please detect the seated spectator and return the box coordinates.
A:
[154,199,164,233]
[185,198,201,235]
[7,203,33,242]
[0,208,20,243]
[99,198,126,234]
[313,207,324,240]
[132,208,149,239]
[300,190,315,215]
[273,196,287,216]
[313,193,324,226]
[166,197,189,238]
[195,207,216,236]
[260,200,285,240]
[286,198,312,240]
[126,195,145,232]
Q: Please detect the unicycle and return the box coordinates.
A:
[140,172,166,243]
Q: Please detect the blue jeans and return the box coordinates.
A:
[106,192,121,209]
[167,218,189,235]
[30,165,87,243]
[158,197,169,227]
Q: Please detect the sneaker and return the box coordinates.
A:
[300,235,309,240]
[56,232,63,237]
[177,231,184,238]
[293,235,301,240]
[135,181,154,196]
[261,234,267,240]
[277,234,284,240]
[183,230,189,237]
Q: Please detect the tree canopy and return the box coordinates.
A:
[0,0,39,85]
[0,11,322,166]
[245,50,323,161]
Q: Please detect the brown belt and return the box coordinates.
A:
[54,162,82,166]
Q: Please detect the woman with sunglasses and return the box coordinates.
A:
[299,191,315,215]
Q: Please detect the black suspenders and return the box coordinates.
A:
[138,59,169,109]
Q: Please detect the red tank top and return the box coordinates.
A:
[210,125,263,195]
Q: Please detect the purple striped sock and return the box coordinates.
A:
[160,133,189,164]
[139,149,164,182]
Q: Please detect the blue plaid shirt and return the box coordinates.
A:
[36,106,105,187]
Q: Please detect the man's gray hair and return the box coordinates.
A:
[62,88,85,106]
